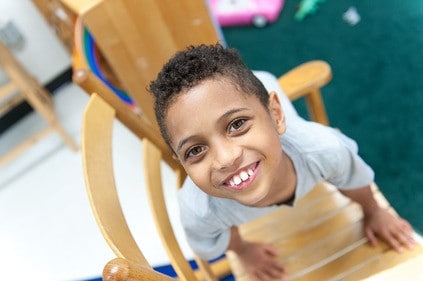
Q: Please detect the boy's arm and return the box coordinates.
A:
[339,184,379,216]
[339,185,416,252]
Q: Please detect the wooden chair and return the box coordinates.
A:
[75,1,423,280]
[0,41,77,166]
[80,58,423,281]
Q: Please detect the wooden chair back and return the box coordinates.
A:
[75,0,221,133]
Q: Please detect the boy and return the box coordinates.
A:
[149,44,415,281]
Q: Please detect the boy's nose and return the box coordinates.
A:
[212,141,242,171]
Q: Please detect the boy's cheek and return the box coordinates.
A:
[185,166,210,189]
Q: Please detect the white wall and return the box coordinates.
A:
[0,0,70,85]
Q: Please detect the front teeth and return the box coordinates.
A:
[234,176,242,185]
[229,168,254,187]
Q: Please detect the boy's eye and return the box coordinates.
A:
[228,118,246,132]
[185,145,206,159]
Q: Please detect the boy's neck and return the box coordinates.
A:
[265,151,297,207]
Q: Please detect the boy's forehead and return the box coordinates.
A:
[177,79,237,104]
[168,78,264,119]
[167,77,267,118]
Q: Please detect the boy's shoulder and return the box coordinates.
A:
[283,120,355,156]
[178,178,215,218]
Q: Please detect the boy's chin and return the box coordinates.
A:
[235,192,270,207]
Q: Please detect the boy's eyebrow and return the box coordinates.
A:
[175,108,249,154]
[176,136,195,155]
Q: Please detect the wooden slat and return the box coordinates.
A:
[0,92,25,116]
[291,242,390,281]
[82,93,148,264]
[239,184,351,241]
[273,204,363,258]
[143,139,232,281]
[143,139,199,281]
[194,256,219,281]
[0,81,17,99]
[283,220,367,277]
[361,250,423,281]
[238,183,336,234]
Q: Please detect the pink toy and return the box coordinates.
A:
[209,0,285,28]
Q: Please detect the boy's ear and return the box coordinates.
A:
[268,91,286,135]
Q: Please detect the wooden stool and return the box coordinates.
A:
[0,41,78,166]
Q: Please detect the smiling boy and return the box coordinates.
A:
[149,44,415,281]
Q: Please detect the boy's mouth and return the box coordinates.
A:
[224,162,259,190]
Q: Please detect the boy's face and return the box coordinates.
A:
[166,78,289,207]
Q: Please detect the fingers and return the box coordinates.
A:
[366,217,416,253]
[365,228,379,246]
[261,261,285,280]
[255,265,286,281]
[386,232,404,253]
[241,242,285,281]
[250,256,285,281]
[388,219,416,252]
[393,221,416,250]
[263,245,279,257]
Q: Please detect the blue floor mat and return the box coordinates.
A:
[84,259,235,281]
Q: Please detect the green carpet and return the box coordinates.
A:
[222,0,423,232]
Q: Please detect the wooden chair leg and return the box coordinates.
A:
[305,88,329,126]
[0,41,78,166]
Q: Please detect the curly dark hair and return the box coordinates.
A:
[148,43,270,149]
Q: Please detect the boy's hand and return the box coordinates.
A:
[228,226,285,280]
[236,241,285,281]
[340,185,416,253]
[364,207,416,253]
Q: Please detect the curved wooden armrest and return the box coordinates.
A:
[279,61,332,125]
[278,60,332,101]
[103,258,175,281]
